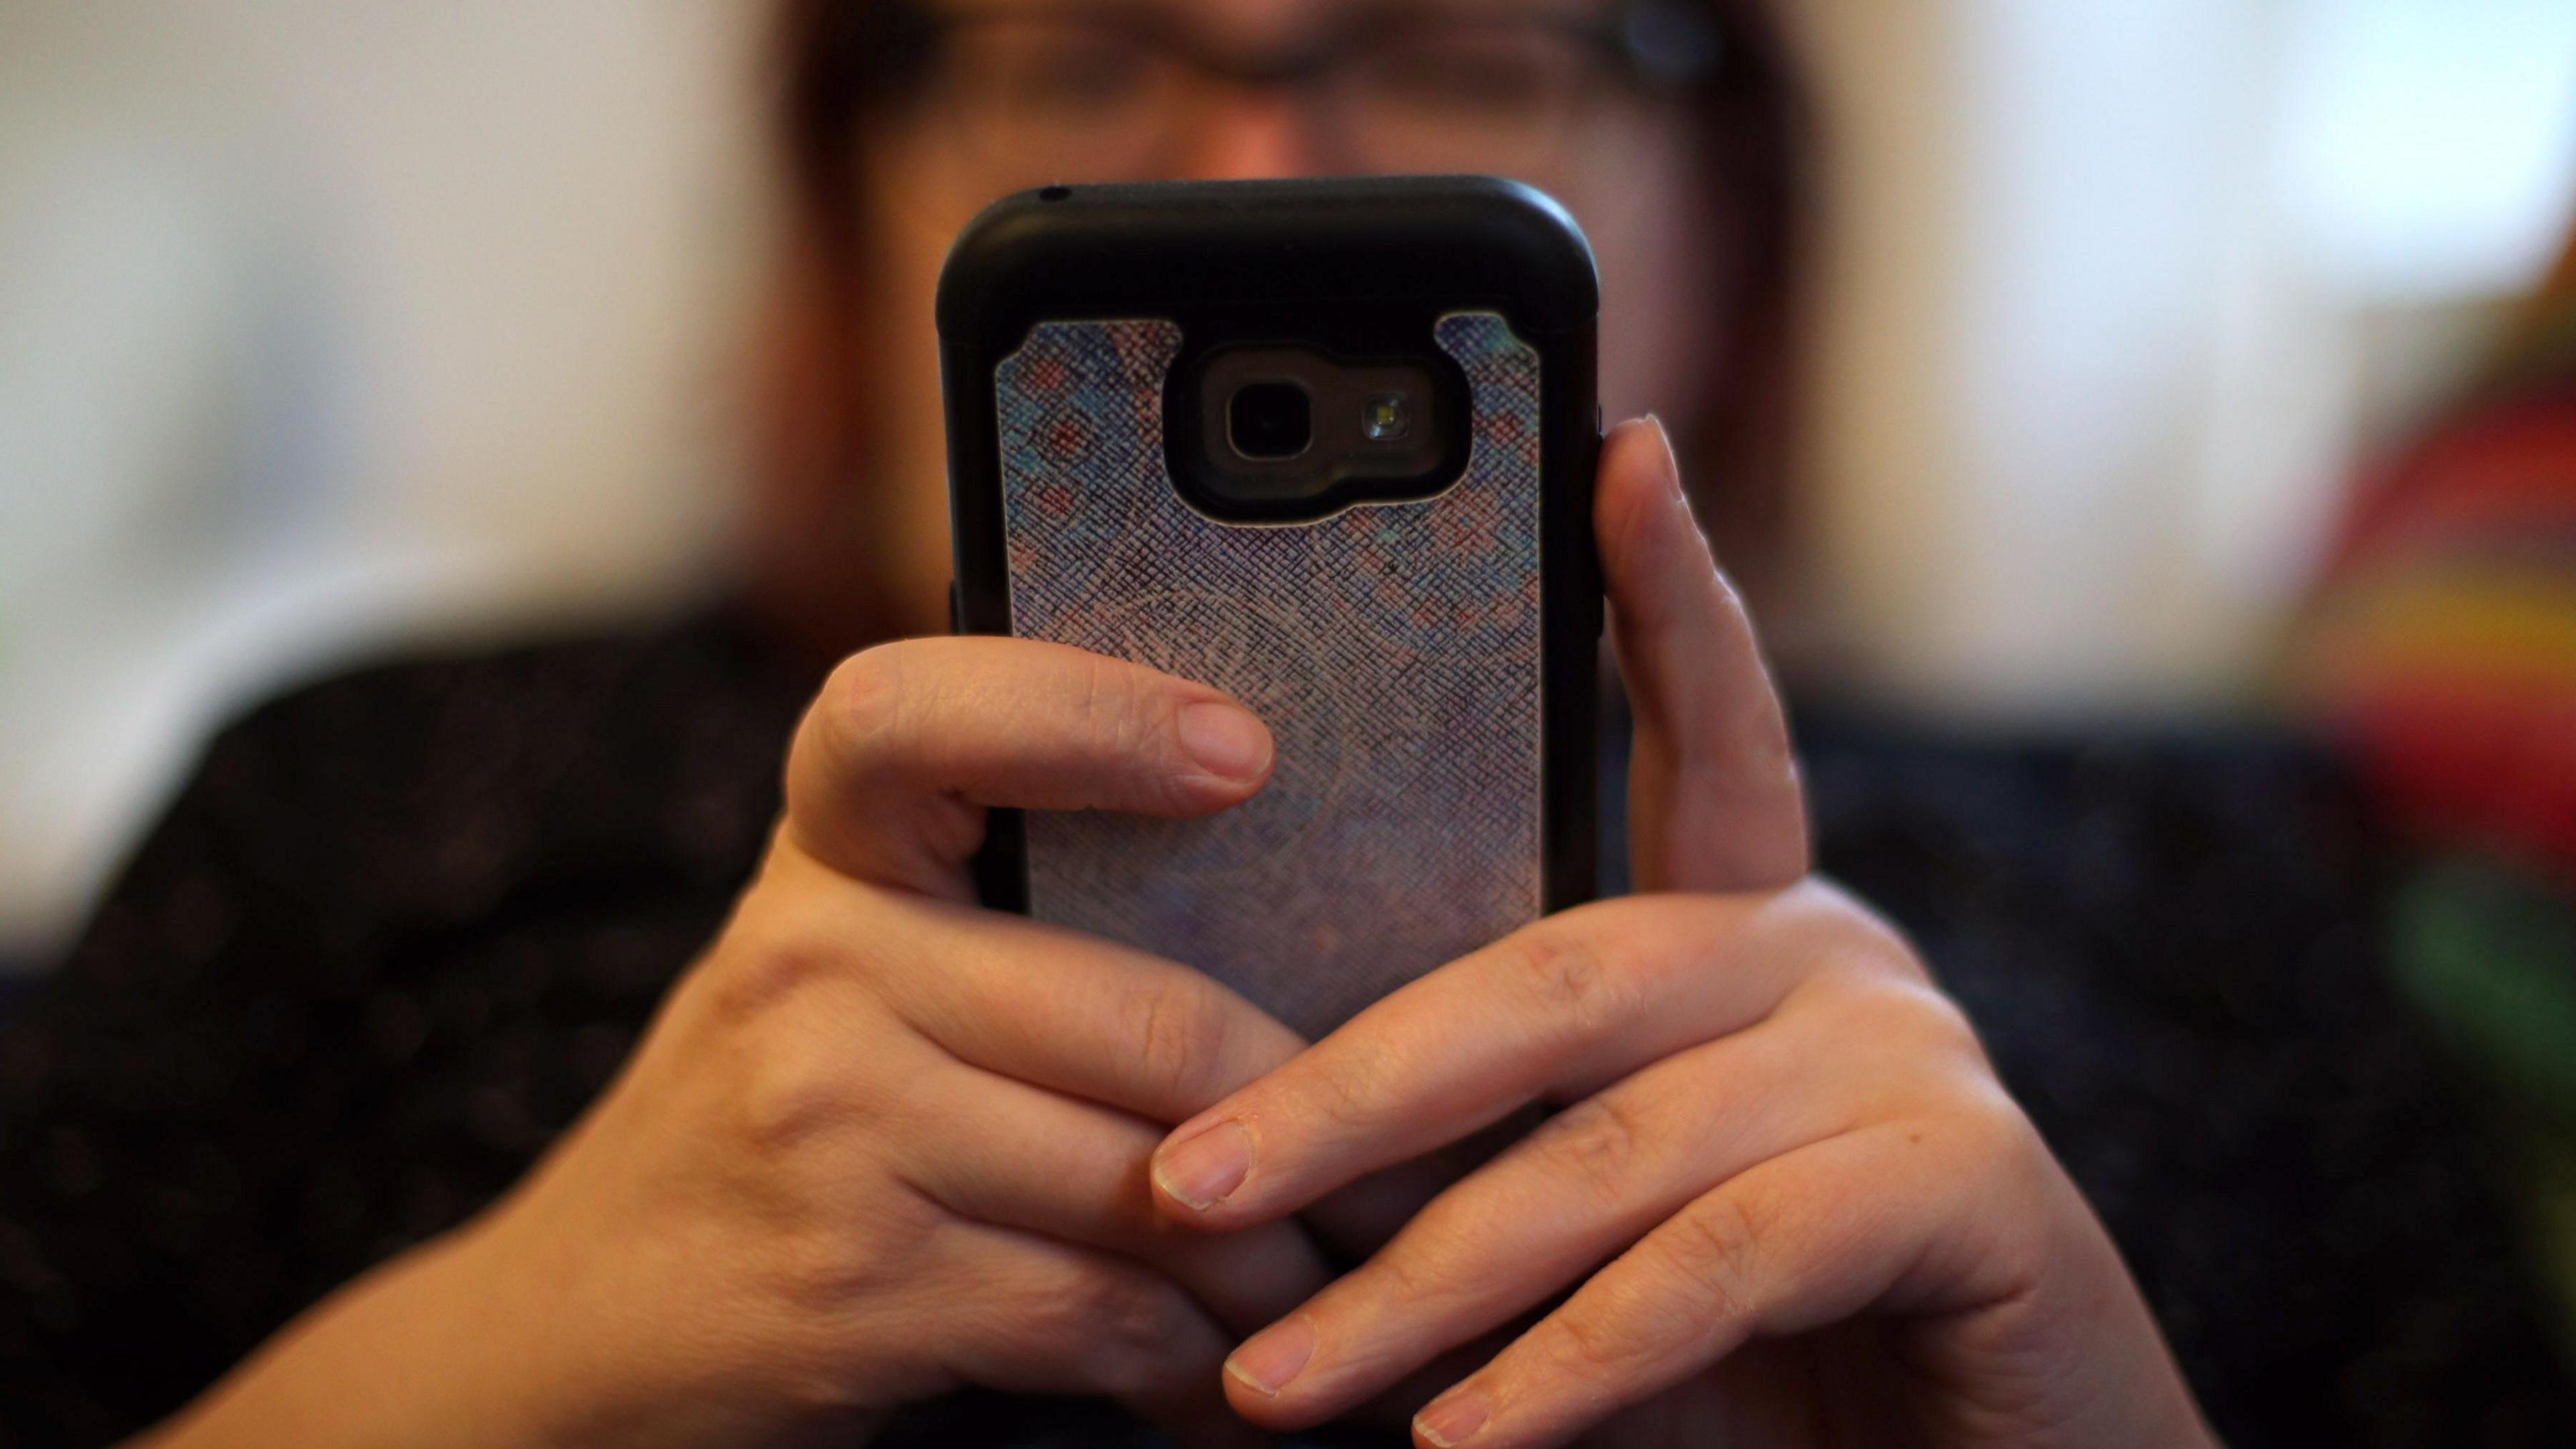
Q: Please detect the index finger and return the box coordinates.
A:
[782,636,1275,900]
[1145,886,1876,1230]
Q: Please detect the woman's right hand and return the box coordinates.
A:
[143,638,1330,1449]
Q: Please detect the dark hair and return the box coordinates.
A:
[758,0,1811,596]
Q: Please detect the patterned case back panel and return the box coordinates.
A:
[995,312,1542,1038]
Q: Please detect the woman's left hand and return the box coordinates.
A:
[1145,420,2217,1448]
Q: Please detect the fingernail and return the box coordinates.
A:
[1415,1388,1489,1447]
[1153,1119,1252,1210]
[1224,1314,1314,1396]
[1178,702,1272,783]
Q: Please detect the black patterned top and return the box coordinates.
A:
[0,604,2565,1447]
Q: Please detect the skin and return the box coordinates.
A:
[136,425,2213,1449]
[137,1,2217,1445]
[810,0,1719,643]
[1157,427,2214,1448]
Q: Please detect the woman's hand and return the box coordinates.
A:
[144,639,1332,1449]
[1146,420,2218,1449]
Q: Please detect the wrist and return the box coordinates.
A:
[133,1221,574,1449]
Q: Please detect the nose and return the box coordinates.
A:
[1169,90,1333,181]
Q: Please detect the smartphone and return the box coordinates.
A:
[938,176,1600,1038]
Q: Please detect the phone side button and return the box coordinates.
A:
[1591,421,1608,637]
[948,580,962,635]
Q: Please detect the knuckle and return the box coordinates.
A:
[1361,1188,1527,1319]
[1543,1297,1645,1380]
[1371,1229,1460,1311]
[1892,981,1988,1065]
[1951,1084,2047,1187]
[1006,1263,1093,1354]
[1658,1190,1767,1330]
[1534,1092,1657,1207]
[706,918,850,1024]
[1807,970,1986,1072]
[701,943,896,1155]
[766,1210,914,1313]
[1784,880,1929,985]
[1069,651,1157,760]
[1119,977,1228,1109]
[1063,1273,1198,1395]
[1939,1090,2061,1295]
[1306,1044,1401,1138]
[1505,919,1633,1035]
[734,1028,878,1157]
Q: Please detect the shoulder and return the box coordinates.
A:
[40,600,817,1053]
[0,609,820,1440]
[130,606,812,932]
[192,605,808,843]
[36,602,818,1103]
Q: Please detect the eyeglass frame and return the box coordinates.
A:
[837,0,1737,117]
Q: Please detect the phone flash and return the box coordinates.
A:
[1361,393,1411,443]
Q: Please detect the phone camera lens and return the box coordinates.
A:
[1228,381,1312,460]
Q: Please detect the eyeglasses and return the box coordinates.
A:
[851,1,1727,195]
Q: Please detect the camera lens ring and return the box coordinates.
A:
[1227,380,1313,461]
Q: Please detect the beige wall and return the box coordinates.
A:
[0,1,767,958]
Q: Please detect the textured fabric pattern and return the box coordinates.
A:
[1,611,2570,1444]
[996,314,1544,1038]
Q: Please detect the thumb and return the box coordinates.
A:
[1597,417,1808,892]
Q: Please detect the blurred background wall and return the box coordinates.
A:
[3,0,2573,969]
[1800,0,2576,710]
[0,1,765,969]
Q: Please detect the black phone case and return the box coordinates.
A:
[939,176,1600,1036]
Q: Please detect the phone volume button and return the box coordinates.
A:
[1591,419,1607,637]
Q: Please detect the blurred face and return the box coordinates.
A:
[841,0,1721,637]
